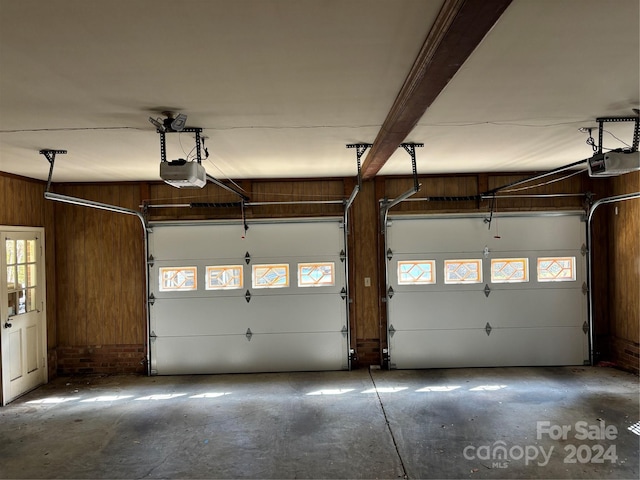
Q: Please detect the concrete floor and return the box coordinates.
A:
[0,367,638,479]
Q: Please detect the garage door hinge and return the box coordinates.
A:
[245,251,251,264]
[340,287,347,300]
[148,293,156,305]
[147,255,154,267]
[582,282,588,295]
[245,328,253,341]
[340,250,346,262]
[150,331,157,343]
[582,321,589,335]
[581,243,587,256]
[485,322,492,336]
[388,324,395,338]
[387,286,394,299]
[484,284,491,297]
[341,325,348,337]
[245,290,252,303]
[386,248,393,261]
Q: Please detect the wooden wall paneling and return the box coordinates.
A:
[70,185,88,346]
[610,173,640,345]
[44,195,57,351]
[83,187,104,346]
[120,185,145,344]
[100,185,120,346]
[54,200,70,348]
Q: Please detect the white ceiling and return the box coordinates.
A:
[0,0,638,183]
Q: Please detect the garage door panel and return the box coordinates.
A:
[389,291,488,330]
[389,215,584,253]
[390,289,584,331]
[153,332,347,375]
[390,327,586,369]
[149,219,348,374]
[387,213,587,369]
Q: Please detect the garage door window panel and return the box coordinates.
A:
[298,262,335,287]
[398,260,436,285]
[537,257,576,282]
[252,264,289,289]
[491,258,529,283]
[159,267,197,292]
[206,265,243,290]
[444,259,482,284]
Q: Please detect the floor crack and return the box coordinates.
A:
[369,368,409,479]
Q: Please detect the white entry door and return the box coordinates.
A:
[385,213,588,369]
[148,219,349,375]
[1,229,47,405]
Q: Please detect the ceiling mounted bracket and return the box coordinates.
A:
[39,149,67,192]
[595,116,640,154]
[400,143,423,193]
[344,144,370,214]
[380,143,423,234]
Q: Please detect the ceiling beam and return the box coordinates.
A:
[361,0,513,180]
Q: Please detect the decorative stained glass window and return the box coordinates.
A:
[537,257,576,282]
[298,262,335,287]
[491,258,529,283]
[398,260,436,285]
[252,264,289,289]
[159,267,197,291]
[444,259,482,284]
[206,265,243,290]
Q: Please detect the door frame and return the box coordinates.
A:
[0,225,48,406]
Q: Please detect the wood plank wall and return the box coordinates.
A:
[605,172,639,373]
[52,183,146,374]
[2,169,637,376]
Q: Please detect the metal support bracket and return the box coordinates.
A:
[147,255,154,268]
[39,149,67,192]
[388,325,396,338]
[484,284,491,298]
[387,286,394,299]
[245,328,253,341]
[400,143,423,193]
[341,325,348,337]
[245,290,252,303]
[582,321,589,335]
[148,293,156,306]
[386,248,393,261]
[595,116,640,153]
[158,127,204,163]
[485,322,492,336]
[339,249,346,263]
[340,287,347,300]
[245,252,251,264]
[380,143,423,234]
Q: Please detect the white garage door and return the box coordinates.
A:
[386,212,588,369]
[148,219,348,375]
